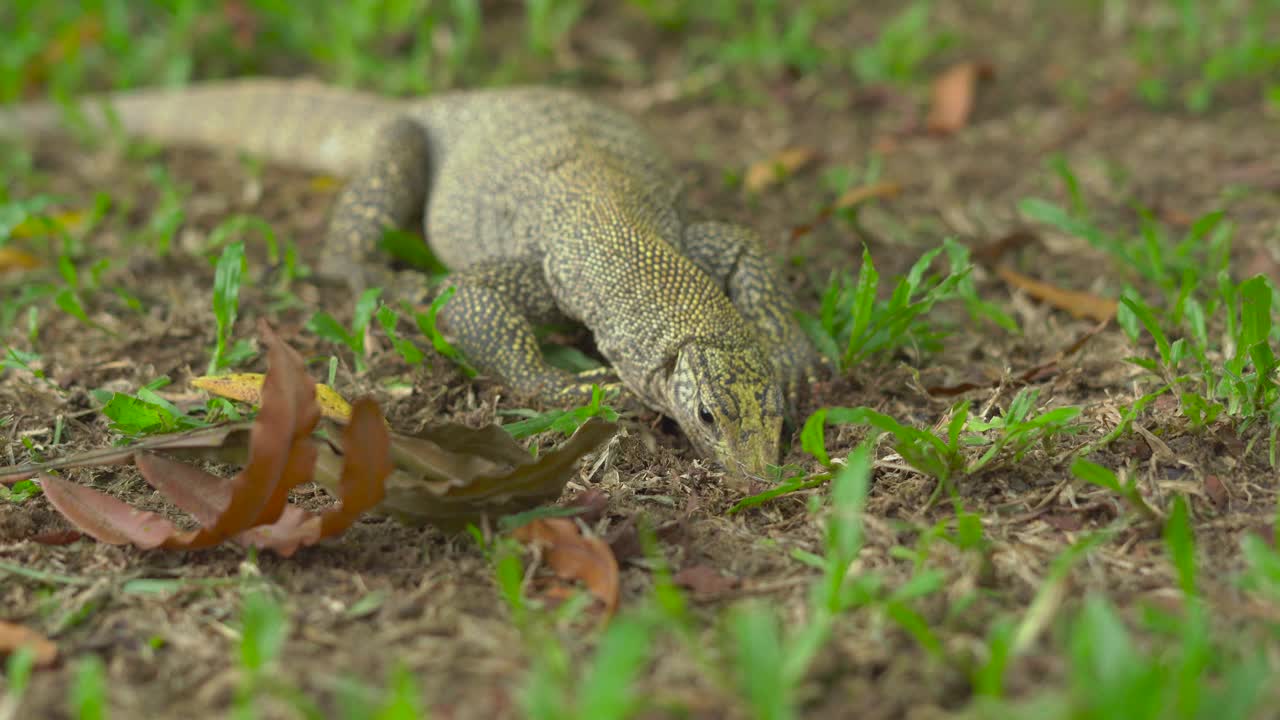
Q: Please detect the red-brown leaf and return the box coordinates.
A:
[220,398,391,556]
[30,529,84,546]
[926,61,994,134]
[230,319,321,533]
[0,621,58,668]
[514,517,619,616]
[135,452,235,528]
[319,397,392,537]
[39,474,181,548]
[673,564,740,597]
[234,506,322,557]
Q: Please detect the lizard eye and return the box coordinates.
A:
[697,404,715,426]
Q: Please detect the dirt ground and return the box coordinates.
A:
[3,2,1279,718]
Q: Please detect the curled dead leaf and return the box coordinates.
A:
[927,61,995,135]
[0,621,58,668]
[317,416,616,533]
[514,517,619,616]
[8,320,615,550]
[37,319,331,553]
[744,147,818,193]
[996,265,1117,322]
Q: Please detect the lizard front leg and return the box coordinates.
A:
[319,115,431,290]
[681,221,823,417]
[437,258,618,402]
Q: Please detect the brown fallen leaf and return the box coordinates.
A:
[30,529,84,546]
[971,230,1039,268]
[33,320,399,555]
[833,180,902,210]
[1042,511,1085,533]
[0,247,41,273]
[566,489,610,525]
[0,621,58,668]
[331,417,616,533]
[744,146,818,193]
[673,564,739,597]
[0,423,255,485]
[514,517,619,616]
[36,319,334,553]
[926,61,994,134]
[7,321,615,543]
[996,265,1117,322]
[790,180,901,242]
[1204,475,1228,510]
[317,397,391,537]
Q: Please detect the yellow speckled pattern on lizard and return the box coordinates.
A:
[2,79,820,477]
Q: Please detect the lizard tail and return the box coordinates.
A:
[0,78,405,175]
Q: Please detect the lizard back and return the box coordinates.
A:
[2,80,688,267]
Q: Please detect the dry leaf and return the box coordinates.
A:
[744,147,818,193]
[514,517,619,616]
[7,321,615,545]
[316,397,391,537]
[996,265,1117,322]
[34,320,394,555]
[673,564,739,597]
[927,61,994,134]
[0,247,41,273]
[971,230,1039,268]
[833,181,901,210]
[37,320,328,552]
[1204,475,1228,510]
[334,417,617,532]
[1,424,255,485]
[309,175,342,192]
[30,529,84,546]
[566,489,610,525]
[193,372,354,422]
[11,209,88,239]
[0,621,58,668]
[790,180,900,242]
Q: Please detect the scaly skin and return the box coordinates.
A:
[2,80,820,476]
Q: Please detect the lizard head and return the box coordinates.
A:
[664,338,785,478]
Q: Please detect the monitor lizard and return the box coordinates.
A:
[2,79,821,477]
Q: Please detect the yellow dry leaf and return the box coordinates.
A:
[744,147,818,193]
[309,175,341,192]
[0,247,41,272]
[193,373,354,421]
[11,209,88,239]
[833,181,901,210]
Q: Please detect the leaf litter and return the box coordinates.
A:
[3,320,617,555]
